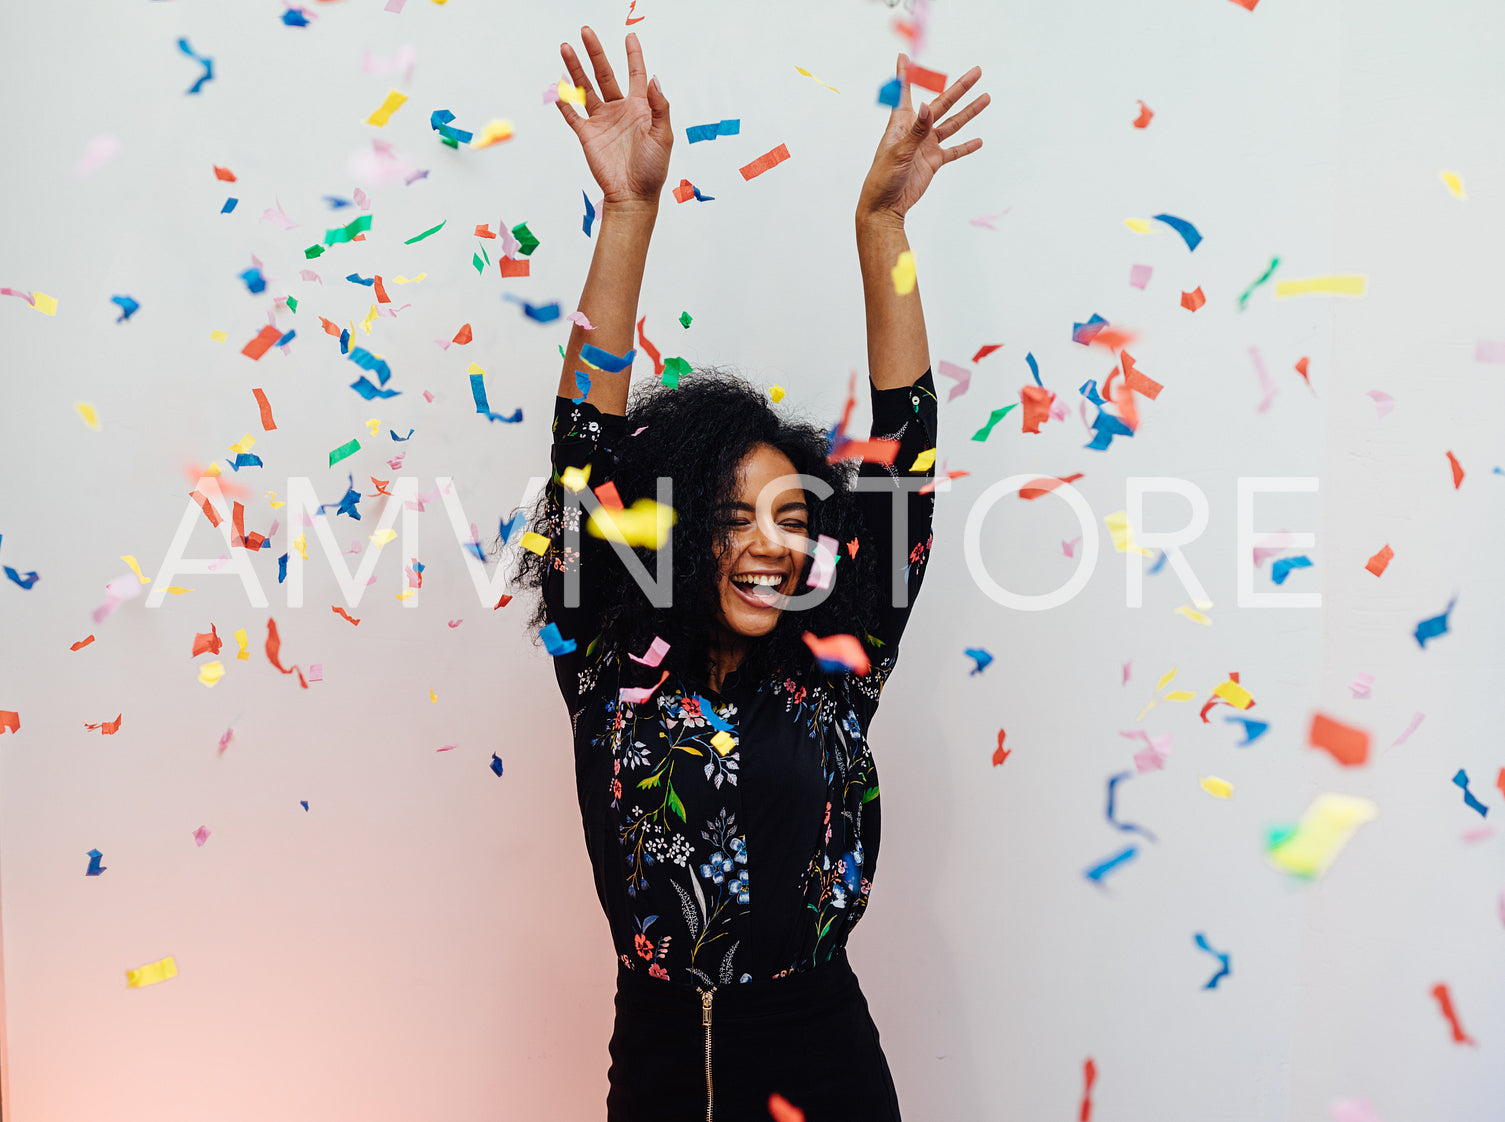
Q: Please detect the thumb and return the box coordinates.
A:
[909,100,932,142]
[647,74,671,130]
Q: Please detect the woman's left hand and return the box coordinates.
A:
[858,55,989,223]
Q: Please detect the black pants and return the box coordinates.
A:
[606,948,903,1122]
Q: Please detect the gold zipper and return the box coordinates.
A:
[699,987,715,1121]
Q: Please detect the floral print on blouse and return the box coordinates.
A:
[540,371,937,989]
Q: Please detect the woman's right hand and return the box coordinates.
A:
[556,28,672,207]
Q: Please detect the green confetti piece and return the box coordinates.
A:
[679,311,692,329]
[403,219,446,245]
[286,296,298,313]
[304,243,326,260]
[473,252,485,276]
[660,355,692,388]
[441,135,459,149]
[324,214,372,246]
[511,222,539,256]
[328,438,361,466]
[970,404,1017,442]
[1237,255,1281,311]
[480,244,490,266]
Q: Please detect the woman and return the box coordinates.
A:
[515,26,987,1122]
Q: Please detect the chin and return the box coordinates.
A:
[718,603,782,639]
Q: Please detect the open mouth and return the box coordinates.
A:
[730,572,786,606]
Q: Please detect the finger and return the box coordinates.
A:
[896,53,912,112]
[624,31,648,100]
[926,65,982,121]
[561,42,603,113]
[939,137,983,166]
[646,73,671,137]
[554,95,584,137]
[933,92,990,142]
[581,26,624,102]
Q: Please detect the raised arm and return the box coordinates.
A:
[554,27,673,413]
[856,55,988,390]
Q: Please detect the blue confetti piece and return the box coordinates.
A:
[324,196,352,209]
[281,8,310,26]
[877,77,901,107]
[429,109,473,145]
[964,647,993,675]
[1270,555,1313,585]
[274,329,295,348]
[86,849,107,876]
[240,267,266,294]
[220,197,238,213]
[540,622,577,656]
[694,697,734,732]
[390,428,414,441]
[573,370,591,403]
[1224,716,1270,746]
[490,753,505,778]
[1079,379,1105,407]
[582,191,596,236]
[1452,769,1489,817]
[686,118,740,142]
[1147,549,1169,576]
[1026,351,1041,387]
[691,184,716,202]
[300,800,309,811]
[469,375,523,423]
[4,567,40,590]
[1152,213,1203,252]
[497,511,525,547]
[110,295,140,322]
[338,328,350,355]
[314,475,362,521]
[278,553,288,583]
[350,376,401,400]
[346,273,376,286]
[1085,844,1139,884]
[580,344,637,373]
[177,37,214,95]
[225,453,263,471]
[1414,597,1457,648]
[1106,772,1158,841]
[1194,932,1232,989]
[1072,313,1109,345]
[348,346,391,385]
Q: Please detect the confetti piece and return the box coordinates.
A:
[332,606,360,626]
[1129,264,1152,290]
[1474,339,1505,363]
[1430,983,1476,1045]
[620,670,671,704]
[1364,390,1394,418]
[1106,772,1157,841]
[1414,597,1456,648]
[1274,275,1367,298]
[1152,213,1202,251]
[403,219,445,244]
[686,119,740,143]
[328,438,360,467]
[32,292,58,316]
[0,712,18,735]
[1020,385,1055,434]
[1201,776,1233,799]
[70,635,95,651]
[991,729,1010,767]
[1439,171,1465,199]
[802,632,870,675]
[472,120,515,147]
[1364,544,1392,576]
[1225,716,1269,746]
[126,955,178,988]
[1446,450,1465,488]
[249,388,277,431]
[510,222,539,255]
[221,198,238,213]
[629,637,671,667]
[1132,100,1153,128]
[74,135,122,177]
[1079,1058,1097,1122]
[1105,511,1152,556]
[1266,793,1377,879]
[558,79,586,106]
[1194,933,1231,988]
[795,66,840,94]
[192,623,223,656]
[1237,256,1281,310]
[325,214,372,246]
[905,63,947,93]
[177,38,213,94]
[1085,844,1138,884]
[587,498,676,548]
[1308,713,1370,767]
[1330,1099,1383,1122]
[75,403,100,430]
[891,250,916,295]
[365,89,408,126]
[936,360,971,402]
[582,191,597,236]
[964,648,993,675]
[239,325,281,360]
[1346,672,1374,700]
[970,404,1016,441]
[1180,286,1206,311]
[1452,770,1488,817]
[84,714,122,734]
[768,1093,805,1122]
[580,344,636,373]
[1386,711,1426,748]
[540,622,576,656]
[198,660,225,687]
[1271,555,1313,585]
[739,144,791,181]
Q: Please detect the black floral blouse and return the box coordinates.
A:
[540,370,937,988]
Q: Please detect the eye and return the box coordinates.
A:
[780,519,808,532]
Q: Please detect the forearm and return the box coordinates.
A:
[857,212,931,391]
[556,199,660,413]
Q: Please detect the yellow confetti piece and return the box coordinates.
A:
[228,433,257,455]
[472,120,515,148]
[121,555,150,584]
[266,490,285,510]
[235,628,249,661]
[430,688,438,702]
[164,586,191,595]
[1105,511,1153,556]
[1162,690,1196,703]
[587,499,677,549]
[1156,667,1177,692]
[769,385,786,403]
[210,329,228,342]
[198,660,225,687]
[891,250,916,295]
[910,447,937,472]
[32,292,58,315]
[520,531,550,555]
[711,730,736,756]
[364,88,408,127]
[1201,776,1233,799]
[1439,171,1465,199]
[371,528,397,546]
[1267,794,1378,879]
[125,955,178,988]
[466,361,486,378]
[396,589,416,601]
[76,402,100,430]
[291,533,308,561]
[203,462,223,476]
[795,66,840,94]
[1175,604,1213,626]
[362,304,379,335]
[1123,218,1152,233]
[1213,679,1254,709]
[366,418,381,437]
[558,78,586,106]
[1273,275,1367,298]
[392,273,427,284]
[560,465,591,492]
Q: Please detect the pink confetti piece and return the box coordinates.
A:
[91,572,143,624]
[543,82,561,105]
[193,826,211,846]
[308,664,322,681]
[629,636,671,667]
[1249,345,1278,413]
[1129,264,1153,290]
[567,310,597,330]
[1365,390,1394,418]
[384,0,408,11]
[1461,825,1495,843]
[387,452,406,470]
[207,554,233,571]
[1062,536,1081,558]
[361,45,417,87]
[500,224,520,258]
[1499,889,1505,928]
[447,619,462,628]
[434,339,453,350]
[937,359,971,402]
[1049,399,1069,421]
[1330,1100,1383,1122]
[261,197,299,230]
[1251,529,1298,568]
[349,138,421,186]
[1122,661,1132,685]
[1120,728,1171,773]
[299,269,323,284]
[74,134,121,177]
[437,744,456,752]
[1473,339,1505,364]
[806,535,839,590]
[1346,672,1374,699]
[422,390,435,402]
[1,287,36,306]
[1391,711,1425,747]
[968,209,1010,230]
[620,670,670,704]
[353,187,370,210]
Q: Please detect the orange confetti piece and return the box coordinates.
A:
[252,387,277,431]
[672,178,697,203]
[493,593,514,610]
[739,143,790,181]
[625,0,646,25]
[332,606,361,626]
[1228,0,1260,8]
[802,632,870,675]
[767,1093,804,1122]
[85,714,123,734]
[1020,473,1084,500]
[594,480,624,510]
[636,315,665,376]
[192,624,223,657]
[828,438,899,466]
[265,617,309,689]
[1181,286,1206,311]
[992,729,1011,766]
[474,224,496,238]
[1294,355,1314,392]
[1020,385,1055,434]
[1308,712,1370,767]
[1431,983,1476,1045]
[1365,543,1393,577]
[1446,450,1465,489]
[231,502,267,551]
[452,323,473,345]
[846,536,859,557]
[1087,325,1139,353]
[241,324,282,360]
[0,711,18,735]
[189,489,224,528]
[498,256,530,278]
[1132,100,1153,128]
[373,275,391,304]
[1120,351,1163,400]
[1080,1057,1097,1122]
[213,165,237,182]
[906,64,947,93]
[70,635,96,651]
[319,316,343,338]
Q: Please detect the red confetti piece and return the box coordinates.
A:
[332,606,361,626]
[1020,384,1055,433]
[493,593,514,610]
[241,324,282,360]
[1365,544,1393,577]
[1228,0,1260,8]
[452,323,473,345]
[319,316,342,337]
[906,64,947,93]
[373,275,391,304]
[846,536,859,557]
[1294,356,1313,392]
[1446,450,1465,489]
[1132,100,1153,128]
[672,178,697,203]
[1308,712,1370,767]
[1080,1057,1097,1122]
[636,315,664,376]
[767,1093,804,1122]
[189,489,224,528]
[498,256,530,278]
[1430,983,1476,1045]
[474,224,496,238]
[1120,351,1163,399]
[594,481,624,510]
[919,469,969,495]
[213,165,237,182]
[85,714,123,734]
[827,438,899,466]
[1495,767,1504,802]
[252,387,277,431]
[192,624,223,657]
[739,143,790,181]
[972,344,1003,362]
[992,729,1010,766]
[0,711,18,735]
[802,632,870,675]
[1019,473,1084,500]
[625,0,645,25]
[70,635,96,651]
[1180,286,1206,311]
[231,502,267,551]
[265,617,309,689]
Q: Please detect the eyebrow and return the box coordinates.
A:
[721,500,809,515]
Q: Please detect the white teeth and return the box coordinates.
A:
[732,574,782,587]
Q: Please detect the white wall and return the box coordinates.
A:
[1,0,1502,1119]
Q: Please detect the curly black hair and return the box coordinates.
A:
[501,368,880,691]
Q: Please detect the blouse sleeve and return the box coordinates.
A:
[853,368,939,671]
[541,394,628,714]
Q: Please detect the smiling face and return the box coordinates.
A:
[710,443,811,646]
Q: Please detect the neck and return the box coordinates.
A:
[707,634,750,693]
